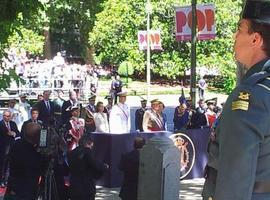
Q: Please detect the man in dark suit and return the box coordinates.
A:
[21,108,43,138]
[0,110,20,187]
[68,134,108,200]
[119,137,146,200]
[35,90,55,126]
[135,99,147,132]
[189,99,207,129]
[4,122,46,199]
[62,90,78,125]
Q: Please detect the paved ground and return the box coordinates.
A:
[95,178,205,200]
[0,178,205,199]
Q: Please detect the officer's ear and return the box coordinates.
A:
[252,32,264,48]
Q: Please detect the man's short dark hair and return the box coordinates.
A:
[248,20,270,57]
[31,107,39,114]
[133,137,146,149]
[43,90,50,95]
[25,123,41,145]
[79,134,93,147]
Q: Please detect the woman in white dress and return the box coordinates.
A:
[94,102,109,133]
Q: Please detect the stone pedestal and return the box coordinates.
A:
[138,135,180,200]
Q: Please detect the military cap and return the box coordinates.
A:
[242,0,270,24]
[105,95,112,99]
[206,97,217,104]
[206,100,215,106]
[19,93,27,98]
[88,95,96,100]
[117,91,128,97]
[150,99,160,104]
[66,105,79,112]
[9,99,16,103]
[141,99,147,103]
[179,96,187,105]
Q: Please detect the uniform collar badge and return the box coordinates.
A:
[238,92,250,101]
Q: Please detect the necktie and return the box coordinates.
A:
[6,122,10,131]
[46,101,50,112]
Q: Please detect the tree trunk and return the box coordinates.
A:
[44,26,52,60]
[84,47,94,65]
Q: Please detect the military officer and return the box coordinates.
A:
[104,95,113,119]
[109,91,130,134]
[81,95,96,133]
[142,99,164,132]
[202,1,270,200]
[135,99,147,132]
[15,94,31,130]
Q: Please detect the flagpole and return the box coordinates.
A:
[146,0,152,102]
[190,0,197,108]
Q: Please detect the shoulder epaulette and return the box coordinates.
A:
[257,77,270,91]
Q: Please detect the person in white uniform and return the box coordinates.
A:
[109,91,130,134]
[15,94,31,130]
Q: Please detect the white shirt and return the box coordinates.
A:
[7,107,20,125]
[15,101,30,130]
[94,112,109,133]
[109,102,130,134]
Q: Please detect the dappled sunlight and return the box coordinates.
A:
[94,178,204,200]
[96,186,121,200]
[180,178,204,200]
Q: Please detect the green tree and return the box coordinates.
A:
[44,0,105,62]
[90,0,243,93]
[0,0,42,91]
[7,26,45,56]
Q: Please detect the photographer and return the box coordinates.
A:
[4,122,46,200]
[68,134,108,200]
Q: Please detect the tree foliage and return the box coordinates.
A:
[44,0,105,59]
[90,0,242,92]
[7,26,45,56]
[0,0,42,91]
[0,0,42,51]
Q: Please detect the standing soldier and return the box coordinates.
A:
[104,95,113,119]
[135,99,147,132]
[7,99,20,126]
[142,99,164,132]
[203,1,270,200]
[15,94,31,130]
[109,92,130,134]
[81,95,96,133]
[67,106,85,151]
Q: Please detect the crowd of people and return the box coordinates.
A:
[0,73,220,200]
[0,0,269,199]
[2,49,110,96]
[0,86,150,199]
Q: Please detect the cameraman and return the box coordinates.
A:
[4,122,46,200]
[68,134,108,200]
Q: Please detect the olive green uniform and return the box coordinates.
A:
[204,59,270,200]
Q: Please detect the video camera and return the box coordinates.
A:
[37,124,68,157]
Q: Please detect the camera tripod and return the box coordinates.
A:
[38,158,59,200]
